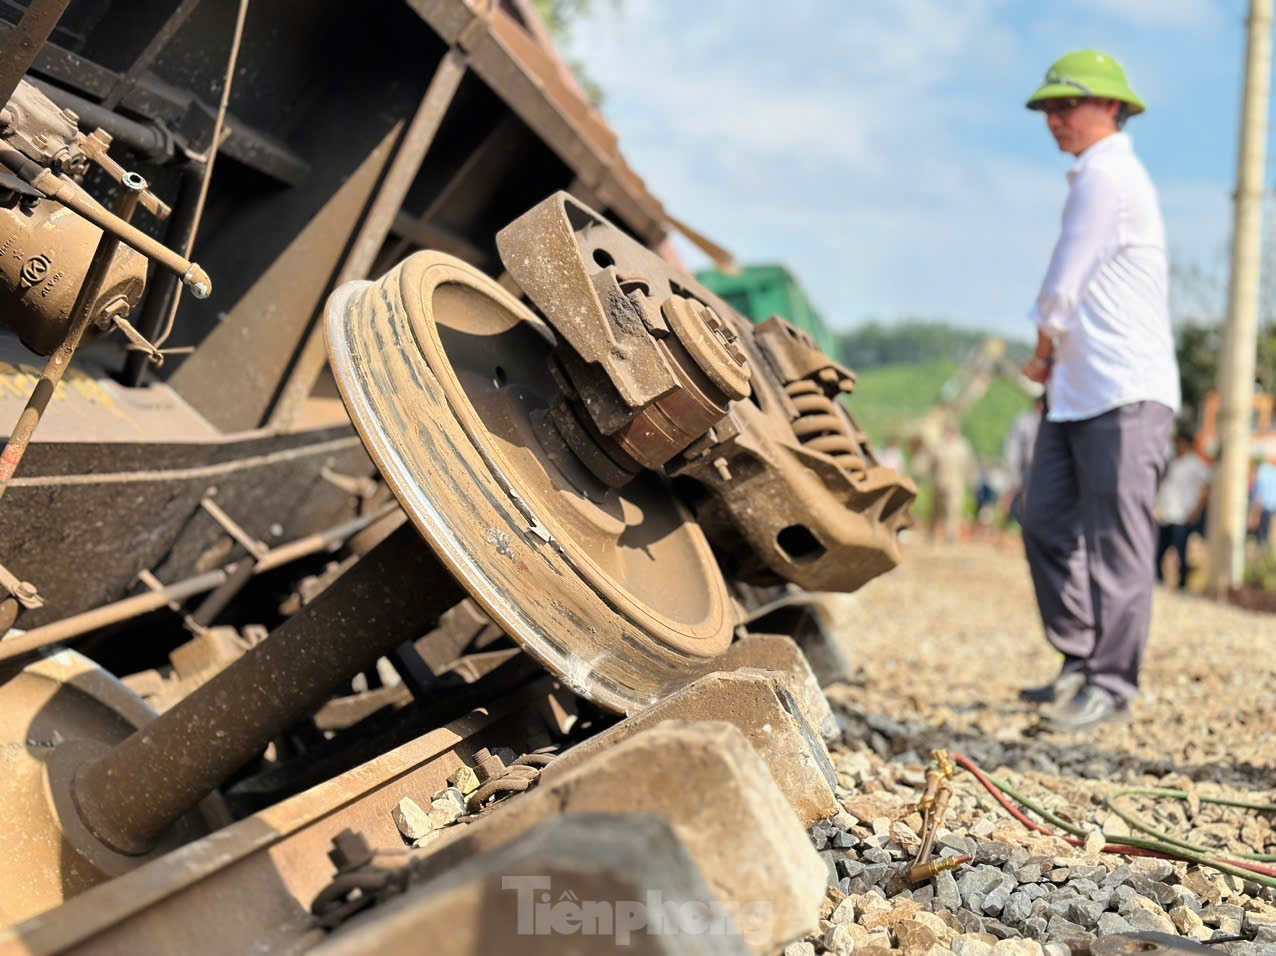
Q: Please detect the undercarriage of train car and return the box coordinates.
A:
[0,3,915,952]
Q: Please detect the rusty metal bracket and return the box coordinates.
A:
[0,558,43,610]
[110,313,166,365]
[78,129,171,220]
[497,191,750,482]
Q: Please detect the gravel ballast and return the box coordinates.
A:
[790,541,1276,955]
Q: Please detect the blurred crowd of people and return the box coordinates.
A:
[886,414,1276,587]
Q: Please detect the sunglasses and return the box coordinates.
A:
[1039,98,1086,116]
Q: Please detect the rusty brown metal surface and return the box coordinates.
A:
[497,193,750,482]
[2,77,83,172]
[3,684,550,954]
[495,192,914,593]
[0,649,210,927]
[0,0,68,108]
[409,0,669,245]
[266,49,468,431]
[0,422,373,631]
[0,178,145,496]
[168,125,401,432]
[0,192,146,355]
[326,252,735,713]
[70,522,463,856]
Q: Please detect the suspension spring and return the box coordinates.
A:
[784,380,867,476]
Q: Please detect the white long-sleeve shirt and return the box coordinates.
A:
[1029,132,1180,422]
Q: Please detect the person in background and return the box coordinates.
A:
[974,460,1009,540]
[1015,51,1179,732]
[877,434,905,474]
[1251,457,1276,549]
[1002,396,1045,524]
[928,422,977,544]
[1154,428,1211,590]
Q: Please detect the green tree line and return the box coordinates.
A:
[836,319,1029,370]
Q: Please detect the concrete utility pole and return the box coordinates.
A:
[1207,0,1273,592]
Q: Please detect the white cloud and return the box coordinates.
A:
[564,1,1235,338]
[1076,0,1223,29]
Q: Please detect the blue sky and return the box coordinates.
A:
[564,0,1255,337]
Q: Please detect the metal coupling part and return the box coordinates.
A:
[183,264,212,299]
[906,853,971,885]
[660,294,751,402]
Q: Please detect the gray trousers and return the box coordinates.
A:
[1021,401,1173,702]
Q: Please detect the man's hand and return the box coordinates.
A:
[1023,354,1052,384]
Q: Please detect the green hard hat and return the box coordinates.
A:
[1026,50,1146,115]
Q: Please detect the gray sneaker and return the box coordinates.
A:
[1017,668,1085,705]
[1040,683,1130,733]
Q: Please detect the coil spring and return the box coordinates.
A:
[784,380,867,475]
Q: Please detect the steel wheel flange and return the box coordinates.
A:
[325,253,735,713]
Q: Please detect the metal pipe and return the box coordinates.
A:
[34,166,209,295]
[1207,0,1272,592]
[0,144,210,295]
[121,161,203,385]
[71,522,463,855]
[27,78,173,162]
[0,174,144,497]
[0,0,71,108]
[0,503,400,663]
[151,0,249,351]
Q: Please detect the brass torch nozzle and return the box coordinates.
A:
[906,853,972,885]
[930,748,955,779]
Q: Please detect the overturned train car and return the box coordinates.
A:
[0,1,914,953]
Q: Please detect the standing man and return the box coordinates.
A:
[1154,428,1212,589]
[1017,51,1180,732]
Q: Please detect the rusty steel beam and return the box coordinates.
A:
[0,503,399,665]
[71,522,464,856]
[0,0,69,108]
[390,211,489,267]
[100,0,203,110]
[5,685,551,955]
[266,49,467,430]
[409,0,667,245]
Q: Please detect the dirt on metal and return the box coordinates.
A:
[0,3,921,953]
